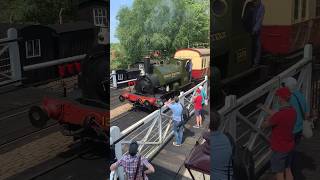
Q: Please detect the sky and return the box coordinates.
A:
[110,0,134,43]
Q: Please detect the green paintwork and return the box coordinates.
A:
[211,0,252,79]
[153,58,189,90]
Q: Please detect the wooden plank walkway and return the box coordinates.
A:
[148,107,210,180]
[259,125,320,180]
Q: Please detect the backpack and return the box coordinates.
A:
[178,103,189,128]
[224,133,255,180]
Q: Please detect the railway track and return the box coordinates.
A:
[0,76,79,151]
[12,141,109,180]
[0,122,59,149]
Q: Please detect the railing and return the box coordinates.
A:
[110,70,138,89]
[218,44,313,174]
[110,76,208,180]
[0,28,21,86]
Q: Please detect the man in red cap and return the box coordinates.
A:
[192,88,203,128]
[261,87,296,180]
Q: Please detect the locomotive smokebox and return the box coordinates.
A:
[144,57,151,74]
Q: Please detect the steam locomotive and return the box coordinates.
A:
[119,57,191,110]
[29,45,108,143]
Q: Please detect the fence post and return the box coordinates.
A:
[112,70,117,88]
[204,75,208,97]
[158,110,162,143]
[303,44,313,106]
[224,95,237,139]
[110,126,124,180]
[179,91,185,106]
[7,28,21,83]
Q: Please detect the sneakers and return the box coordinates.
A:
[173,142,181,146]
[193,125,199,128]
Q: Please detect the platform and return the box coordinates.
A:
[148,106,210,180]
[259,124,320,180]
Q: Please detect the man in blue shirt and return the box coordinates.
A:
[165,97,183,146]
[252,0,265,66]
[210,110,233,180]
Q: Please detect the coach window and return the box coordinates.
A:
[93,8,108,27]
[294,0,299,21]
[201,58,204,69]
[25,39,41,58]
[117,74,123,81]
[301,0,306,19]
[317,0,320,17]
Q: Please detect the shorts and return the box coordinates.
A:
[270,151,293,173]
[195,109,201,116]
[294,131,302,146]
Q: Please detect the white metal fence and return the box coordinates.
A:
[110,76,208,180]
[0,28,21,86]
[218,44,313,174]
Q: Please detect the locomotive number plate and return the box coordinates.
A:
[212,31,227,41]
[164,72,181,78]
[236,48,247,63]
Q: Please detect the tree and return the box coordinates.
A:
[0,0,76,24]
[116,0,209,65]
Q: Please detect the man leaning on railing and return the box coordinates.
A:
[110,141,155,180]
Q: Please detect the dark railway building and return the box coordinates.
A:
[75,0,109,44]
[0,21,97,82]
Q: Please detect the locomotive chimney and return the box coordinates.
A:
[144,57,151,74]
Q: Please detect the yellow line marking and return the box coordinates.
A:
[110,103,133,120]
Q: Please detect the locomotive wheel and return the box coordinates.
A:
[143,100,153,111]
[143,100,150,107]
[119,95,125,102]
[83,116,95,130]
[29,106,49,128]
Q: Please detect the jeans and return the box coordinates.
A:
[173,120,183,144]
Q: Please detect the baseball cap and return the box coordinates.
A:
[281,77,297,92]
[275,87,291,101]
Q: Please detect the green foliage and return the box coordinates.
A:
[110,43,130,70]
[116,0,209,65]
[0,0,76,24]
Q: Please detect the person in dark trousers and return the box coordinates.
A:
[165,96,184,146]
[252,0,265,66]
[185,59,193,81]
[110,141,155,180]
[261,87,296,180]
[209,110,234,180]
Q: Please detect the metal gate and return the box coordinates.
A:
[218,44,313,174]
[0,28,21,86]
[110,76,208,180]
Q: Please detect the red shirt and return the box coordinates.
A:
[194,95,202,110]
[269,107,296,153]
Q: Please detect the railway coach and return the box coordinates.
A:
[174,48,210,80]
[260,0,320,54]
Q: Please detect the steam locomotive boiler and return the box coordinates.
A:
[119,58,191,110]
[29,45,108,143]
